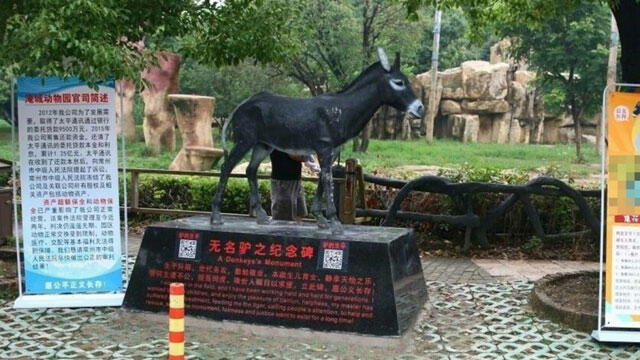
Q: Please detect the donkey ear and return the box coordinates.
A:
[377,47,391,72]
[393,52,400,71]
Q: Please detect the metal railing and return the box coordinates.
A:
[335,159,601,251]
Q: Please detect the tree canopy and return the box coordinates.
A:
[274,0,431,96]
[505,2,610,161]
[0,0,299,84]
[402,0,640,83]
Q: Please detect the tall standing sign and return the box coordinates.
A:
[593,84,640,342]
[13,77,124,308]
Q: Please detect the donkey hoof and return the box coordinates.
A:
[210,213,223,225]
[330,223,344,235]
[316,218,330,229]
[256,216,271,225]
[331,225,344,235]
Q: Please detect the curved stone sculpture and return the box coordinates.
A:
[141,52,182,154]
[168,94,224,171]
[115,79,137,140]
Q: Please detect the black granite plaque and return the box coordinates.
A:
[122,216,427,336]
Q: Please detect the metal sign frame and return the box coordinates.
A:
[592,82,640,342]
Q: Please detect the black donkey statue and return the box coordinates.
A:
[210,48,424,234]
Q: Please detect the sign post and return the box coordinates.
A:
[593,83,640,342]
[12,77,125,308]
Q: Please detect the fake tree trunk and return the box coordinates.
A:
[598,12,618,156]
[141,52,182,155]
[168,95,224,171]
[360,123,373,152]
[115,79,136,141]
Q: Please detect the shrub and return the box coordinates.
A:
[128,174,317,216]
[121,165,600,258]
[0,170,13,188]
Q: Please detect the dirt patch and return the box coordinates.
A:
[544,271,600,315]
[530,271,600,332]
[417,231,598,261]
[0,259,16,279]
[0,258,17,300]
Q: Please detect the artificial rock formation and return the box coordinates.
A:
[115,79,136,140]
[461,61,509,100]
[141,52,182,154]
[400,60,545,144]
[168,95,224,171]
[441,100,462,115]
[366,38,589,144]
[448,114,479,143]
[461,99,510,114]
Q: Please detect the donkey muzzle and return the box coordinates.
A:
[407,99,424,119]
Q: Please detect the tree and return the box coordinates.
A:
[403,0,619,161]
[353,0,429,152]
[275,0,360,96]
[505,2,610,161]
[0,0,300,124]
[414,8,496,72]
[354,0,423,151]
[0,0,299,85]
[275,0,428,152]
[402,0,640,84]
[180,59,304,117]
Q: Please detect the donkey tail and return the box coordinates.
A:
[220,113,232,161]
[221,96,252,161]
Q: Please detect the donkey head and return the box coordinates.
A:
[376,48,424,119]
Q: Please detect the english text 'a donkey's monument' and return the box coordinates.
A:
[123,48,428,337]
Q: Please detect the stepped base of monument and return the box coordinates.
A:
[122,215,427,336]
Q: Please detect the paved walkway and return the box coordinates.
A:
[472,258,600,281]
[422,256,599,283]
[422,257,494,283]
[0,231,633,359]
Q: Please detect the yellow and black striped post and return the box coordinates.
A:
[168,282,185,360]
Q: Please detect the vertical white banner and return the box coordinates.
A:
[17,77,122,294]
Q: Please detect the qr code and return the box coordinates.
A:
[322,249,343,270]
[178,239,197,259]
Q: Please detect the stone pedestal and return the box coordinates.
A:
[141,52,182,154]
[115,79,136,140]
[168,94,224,171]
[123,216,427,336]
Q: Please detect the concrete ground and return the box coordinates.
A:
[471,258,600,282]
[0,232,636,359]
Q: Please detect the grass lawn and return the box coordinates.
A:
[341,138,600,177]
[0,121,600,179]
[0,122,13,162]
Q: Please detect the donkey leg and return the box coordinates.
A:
[318,153,343,235]
[246,143,272,224]
[310,180,329,229]
[210,143,252,224]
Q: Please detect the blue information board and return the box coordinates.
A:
[16,77,122,295]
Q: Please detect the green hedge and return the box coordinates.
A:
[0,172,9,187]
[125,166,601,256]
[131,175,317,215]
